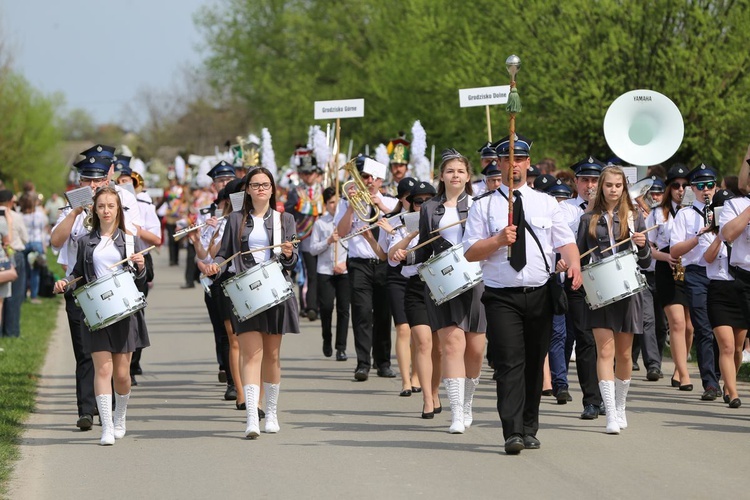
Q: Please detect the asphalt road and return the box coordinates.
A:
[7,250,749,499]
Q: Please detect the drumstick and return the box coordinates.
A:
[240,239,300,256]
[60,275,84,291]
[579,225,658,259]
[406,234,441,254]
[107,245,156,269]
[429,218,467,234]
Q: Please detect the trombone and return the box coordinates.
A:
[341,158,379,223]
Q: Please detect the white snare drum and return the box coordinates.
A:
[418,243,483,305]
[581,250,647,310]
[74,268,146,331]
[222,260,293,321]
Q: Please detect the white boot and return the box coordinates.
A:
[244,384,260,438]
[444,378,465,434]
[463,377,479,428]
[263,382,280,433]
[615,378,630,429]
[598,380,620,434]
[113,392,130,439]
[96,394,115,446]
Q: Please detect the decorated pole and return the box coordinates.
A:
[505,54,521,259]
[333,118,341,264]
[485,105,492,142]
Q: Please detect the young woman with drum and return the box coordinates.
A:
[703,189,745,408]
[206,167,299,439]
[53,187,149,445]
[384,182,440,419]
[645,164,694,390]
[396,149,487,434]
[576,166,651,434]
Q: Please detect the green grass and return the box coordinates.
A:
[0,250,62,494]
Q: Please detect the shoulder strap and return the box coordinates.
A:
[525,223,551,275]
[272,211,282,256]
[125,233,135,258]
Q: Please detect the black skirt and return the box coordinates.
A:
[387,266,409,326]
[585,291,643,334]
[83,312,149,354]
[425,281,487,333]
[707,280,746,329]
[404,274,430,328]
[655,258,688,307]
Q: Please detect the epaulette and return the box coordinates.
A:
[472,189,496,201]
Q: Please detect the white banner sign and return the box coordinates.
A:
[458,85,510,108]
[314,99,365,119]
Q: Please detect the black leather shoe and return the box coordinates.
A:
[354,367,369,381]
[336,350,347,361]
[133,365,143,375]
[412,386,422,393]
[377,366,397,378]
[399,389,412,397]
[76,414,93,431]
[323,342,333,358]
[421,407,434,419]
[670,377,681,388]
[541,389,553,396]
[236,402,246,410]
[632,362,640,371]
[679,384,694,392]
[130,374,138,386]
[224,385,238,401]
[729,398,742,408]
[701,386,721,401]
[580,404,599,420]
[555,387,571,405]
[307,309,318,321]
[504,435,525,455]
[433,404,442,414]
[218,370,227,383]
[646,367,661,381]
[598,405,606,416]
[523,435,541,449]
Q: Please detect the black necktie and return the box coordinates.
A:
[510,191,527,271]
[579,201,588,210]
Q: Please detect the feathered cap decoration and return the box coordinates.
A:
[375,143,390,170]
[410,120,430,182]
[387,131,410,164]
[311,125,330,171]
[260,128,277,179]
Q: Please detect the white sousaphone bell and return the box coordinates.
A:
[603,89,684,167]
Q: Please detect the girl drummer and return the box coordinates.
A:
[206,167,299,439]
[576,166,651,434]
[53,186,149,446]
[645,164,694,390]
[393,149,486,434]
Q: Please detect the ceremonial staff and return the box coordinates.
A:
[505,54,521,259]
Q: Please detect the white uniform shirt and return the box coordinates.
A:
[561,195,588,235]
[136,192,161,238]
[309,213,348,275]
[115,185,143,235]
[463,183,575,288]
[646,202,679,250]
[719,197,750,272]
[246,215,270,263]
[439,207,462,246]
[198,218,227,264]
[92,236,122,279]
[386,220,419,278]
[333,196,398,259]
[670,201,710,267]
[703,233,732,281]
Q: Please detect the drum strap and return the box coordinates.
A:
[272,211,282,256]
[125,234,135,259]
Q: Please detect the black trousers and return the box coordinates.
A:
[483,285,552,439]
[684,266,720,390]
[206,286,232,386]
[301,251,318,312]
[564,284,602,408]
[633,272,666,370]
[65,293,96,417]
[318,272,350,350]
[184,244,198,286]
[166,223,179,265]
[348,259,392,370]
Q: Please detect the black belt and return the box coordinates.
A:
[496,284,546,294]
[349,257,381,265]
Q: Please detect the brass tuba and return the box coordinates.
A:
[341,158,379,223]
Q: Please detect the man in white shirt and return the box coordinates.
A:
[335,157,398,381]
[464,134,582,454]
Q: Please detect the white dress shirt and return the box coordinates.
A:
[463,183,575,288]
[309,213,348,275]
[670,201,710,267]
[703,234,732,281]
[333,197,398,259]
[719,196,750,271]
[386,223,419,278]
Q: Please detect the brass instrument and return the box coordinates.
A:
[704,193,713,227]
[341,158,379,223]
[83,208,94,231]
[173,216,227,240]
[673,256,685,282]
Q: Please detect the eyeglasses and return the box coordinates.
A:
[248,182,272,191]
[671,182,688,189]
[693,181,716,191]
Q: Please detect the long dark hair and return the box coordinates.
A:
[239,167,277,245]
[436,150,473,198]
[660,174,687,221]
[91,186,126,233]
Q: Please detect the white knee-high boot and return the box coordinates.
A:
[96,394,115,446]
[615,378,630,429]
[113,392,130,439]
[263,382,280,433]
[244,384,260,438]
[444,378,465,434]
[463,377,479,428]
[598,380,620,434]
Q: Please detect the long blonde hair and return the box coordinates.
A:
[587,167,634,241]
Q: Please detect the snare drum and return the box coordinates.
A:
[418,243,483,305]
[581,250,647,310]
[74,268,146,331]
[222,260,293,321]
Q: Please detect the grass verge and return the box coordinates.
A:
[0,251,63,494]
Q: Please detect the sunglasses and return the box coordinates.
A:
[693,181,716,191]
[411,198,429,205]
[671,182,688,189]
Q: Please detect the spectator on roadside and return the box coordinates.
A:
[20,193,48,304]
[44,193,66,226]
[0,189,28,337]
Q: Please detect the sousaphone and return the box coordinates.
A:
[603,89,684,167]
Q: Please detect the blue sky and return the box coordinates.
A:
[0,0,210,125]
